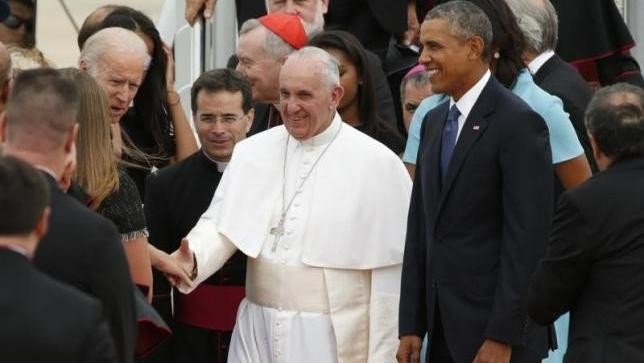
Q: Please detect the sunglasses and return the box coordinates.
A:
[3,13,34,31]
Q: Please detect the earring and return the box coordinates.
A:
[493,52,500,59]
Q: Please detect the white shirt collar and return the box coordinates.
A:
[450,70,491,139]
[201,150,229,172]
[527,50,555,75]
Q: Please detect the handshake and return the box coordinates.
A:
[149,238,197,293]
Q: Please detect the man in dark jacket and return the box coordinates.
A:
[528,83,644,363]
[0,156,116,363]
[1,68,136,363]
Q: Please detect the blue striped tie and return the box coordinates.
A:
[440,104,461,180]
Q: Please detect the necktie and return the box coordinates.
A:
[440,104,461,180]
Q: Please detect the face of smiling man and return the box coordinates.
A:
[278,53,343,141]
[418,17,486,101]
[194,89,253,161]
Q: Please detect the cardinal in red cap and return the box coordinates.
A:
[258,12,308,49]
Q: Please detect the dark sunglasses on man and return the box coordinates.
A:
[3,13,33,31]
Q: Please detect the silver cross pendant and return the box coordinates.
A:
[270,219,285,252]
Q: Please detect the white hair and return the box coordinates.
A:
[285,46,340,89]
[79,27,151,75]
[505,0,559,54]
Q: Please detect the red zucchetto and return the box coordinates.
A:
[258,12,308,49]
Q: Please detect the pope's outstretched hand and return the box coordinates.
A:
[168,238,196,291]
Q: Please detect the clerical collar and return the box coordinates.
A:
[201,149,228,172]
[295,112,342,147]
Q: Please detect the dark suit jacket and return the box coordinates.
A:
[533,53,597,172]
[400,76,554,362]
[527,157,644,363]
[33,174,136,363]
[1,249,116,363]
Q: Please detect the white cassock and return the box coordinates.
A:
[180,113,412,362]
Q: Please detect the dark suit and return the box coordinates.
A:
[1,249,116,363]
[527,158,644,363]
[33,174,136,363]
[144,151,246,363]
[400,75,554,362]
[533,53,597,172]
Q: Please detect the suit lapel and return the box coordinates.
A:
[422,103,448,222]
[436,78,498,216]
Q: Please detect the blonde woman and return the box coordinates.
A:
[60,68,189,301]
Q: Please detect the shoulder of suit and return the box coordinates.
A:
[31,268,103,319]
[148,152,199,182]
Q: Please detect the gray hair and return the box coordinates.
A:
[505,0,558,54]
[585,83,644,160]
[239,18,300,60]
[400,71,430,101]
[426,1,493,60]
[79,27,151,75]
[285,46,340,89]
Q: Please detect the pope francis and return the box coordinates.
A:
[171,46,412,363]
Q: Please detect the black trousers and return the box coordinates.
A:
[427,303,541,363]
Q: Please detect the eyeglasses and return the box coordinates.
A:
[198,113,248,124]
[3,14,34,31]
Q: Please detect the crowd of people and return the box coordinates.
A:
[0,0,643,363]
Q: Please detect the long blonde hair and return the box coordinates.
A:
[59,67,119,209]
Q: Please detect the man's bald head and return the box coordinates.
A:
[265,0,327,33]
[77,5,126,50]
[585,83,644,168]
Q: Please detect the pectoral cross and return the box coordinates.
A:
[270,218,285,252]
